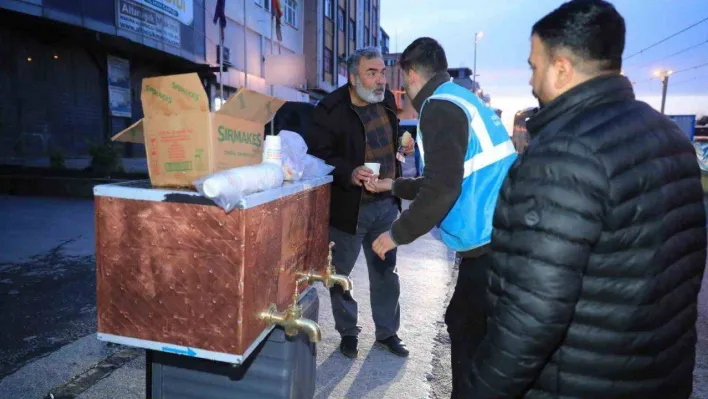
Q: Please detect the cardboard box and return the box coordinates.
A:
[112,73,285,188]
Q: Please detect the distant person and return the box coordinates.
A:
[511,106,538,154]
[363,37,516,397]
[307,47,414,359]
[467,1,707,398]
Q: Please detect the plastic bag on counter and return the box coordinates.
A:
[301,154,335,179]
[279,130,308,181]
[194,163,284,212]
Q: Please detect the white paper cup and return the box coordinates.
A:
[263,135,282,166]
[364,162,381,176]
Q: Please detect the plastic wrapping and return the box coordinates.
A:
[279,130,308,181]
[194,163,285,212]
[301,154,335,179]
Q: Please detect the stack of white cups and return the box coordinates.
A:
[263,135,283,167]
[199,135,285,212]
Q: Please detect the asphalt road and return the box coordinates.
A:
[0,196,98,381]
[1,182,707,398]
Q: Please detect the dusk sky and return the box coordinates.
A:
[381,0,708,128]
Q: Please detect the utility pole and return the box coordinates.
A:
[473,32,483,95]
[219,27,224,104]
[654,69,673,114]
[660,75,669,114]
[243,0,248,88]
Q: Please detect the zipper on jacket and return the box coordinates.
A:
[383,105,402,179]
[350,104,367,232]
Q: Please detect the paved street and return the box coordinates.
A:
[0,196,98,381]
[0,184,707,398]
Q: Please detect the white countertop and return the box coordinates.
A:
[93,175,332,209]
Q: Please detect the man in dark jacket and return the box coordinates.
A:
[468,1,707,398]
[365,37,516,398]
[306,47,411,359]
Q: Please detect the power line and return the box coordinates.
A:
[636,39,708,70]
[669,74,708,86]
[630,77,656,85]
[674,60,708,75]
[628,61,708,83]
[623,15,708,61]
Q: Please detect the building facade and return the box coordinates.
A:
[0,0,312,163]
[380,27,389,54]
[304,0,381,100]
[204,0,309,108]
[0,0,208,160]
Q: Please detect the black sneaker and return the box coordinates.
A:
[339,336,359,359]
[376,335,409,357]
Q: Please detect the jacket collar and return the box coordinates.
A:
[413,72,451,114]
[526,74,635,137]
[318,83,398,113]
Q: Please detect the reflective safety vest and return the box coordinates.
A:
[418,81,517,252]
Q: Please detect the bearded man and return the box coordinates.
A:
[306,47,413,359]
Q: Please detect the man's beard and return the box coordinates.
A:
[403,81,412,100]
[532,89,544,108]
[354,76,385,104]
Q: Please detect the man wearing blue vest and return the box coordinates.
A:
[365,37,516,398]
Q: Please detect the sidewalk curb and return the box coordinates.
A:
[45,348,142,399]
[0,164,148,199]
[0,175,134,199]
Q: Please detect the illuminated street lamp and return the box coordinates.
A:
[654,69,673,114]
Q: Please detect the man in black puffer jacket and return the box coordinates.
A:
[467,1,707,398]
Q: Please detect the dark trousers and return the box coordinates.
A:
[328,198,401,340]
[445,253,492,399]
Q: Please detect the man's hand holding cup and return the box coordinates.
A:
[351,163,379,186]
[364,178,393,193]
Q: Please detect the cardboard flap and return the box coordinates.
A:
[141,73,209,116]
[111,119,145,144]
[218,88,286,125]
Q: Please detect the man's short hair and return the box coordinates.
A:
[399,37,448,79]
[347,47,383,78]
[532,0,625,74]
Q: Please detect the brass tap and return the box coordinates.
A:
[258,303,322,343]
[297,242,353,292]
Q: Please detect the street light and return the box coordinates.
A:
[654,69,673,114]
[473,31,483,94]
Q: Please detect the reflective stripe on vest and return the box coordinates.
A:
[428,93,516,178]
